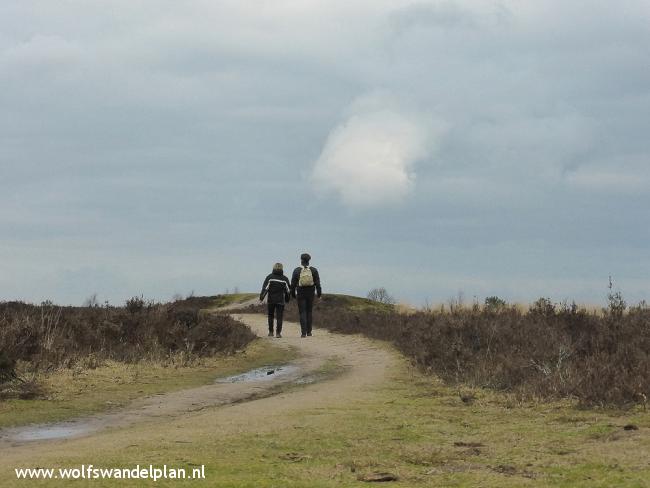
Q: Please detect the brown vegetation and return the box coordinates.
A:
[0,297,255,398]
[242,293,650,406]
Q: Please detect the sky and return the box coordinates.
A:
[1,0,649,306]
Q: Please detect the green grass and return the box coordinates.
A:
[210,293,258,309]
[179,293,258,313]
[0,340,296,429]
[320,293,395,313]
[175,379,649,487]
[5,360,648,487]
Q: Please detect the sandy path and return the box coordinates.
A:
[0,313,399,459]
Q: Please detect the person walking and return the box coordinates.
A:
[260,263,291,338]
[291,253,322,337]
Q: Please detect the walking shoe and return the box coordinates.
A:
[307,332,312,336]
[268,332,273,337]
[276,333,282,338]
[301,334,306,338]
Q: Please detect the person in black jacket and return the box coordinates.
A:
[260,263,291,338]
[290,253,322,338]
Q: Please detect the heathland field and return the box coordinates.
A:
[0,294,649,487]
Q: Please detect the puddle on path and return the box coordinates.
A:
[215,364,299,383]
[5,422,94,442]
[1,363,305,444]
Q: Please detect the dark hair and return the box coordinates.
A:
[300,253,311,263]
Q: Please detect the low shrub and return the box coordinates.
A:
[247,294,650,407]
[0,297,256,392]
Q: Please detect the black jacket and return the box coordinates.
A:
[291,266,322,298]
[260,270,291,305]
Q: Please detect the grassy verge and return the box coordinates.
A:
[3,359,648,487]
[0,339,297,429]
[203,378,650,487]
[199,294,258,310]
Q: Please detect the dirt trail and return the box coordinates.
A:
[0,313,398,455]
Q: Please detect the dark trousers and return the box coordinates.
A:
[297,293,315,335]
[267,303,284,333]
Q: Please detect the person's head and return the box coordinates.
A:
[300,253,311,266]
[272,262,283,274]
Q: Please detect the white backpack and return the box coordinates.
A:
[298,266,314,287]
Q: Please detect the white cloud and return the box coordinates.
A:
[311,93,438,207]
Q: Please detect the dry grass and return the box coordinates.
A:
[242,293,650,407]
[0,297,257,400]
[0,339,293,429]
[1,351,648,487]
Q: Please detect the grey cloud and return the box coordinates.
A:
[389,1,482,32]
[1,1,649,305]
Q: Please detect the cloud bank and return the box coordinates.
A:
[311,94,435,207]
[1,1,649,304]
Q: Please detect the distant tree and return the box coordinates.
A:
[606,275,626,317]
[367,287,396,305]
[125,295,145,314]
[484,296,507,310]
[530,297,555,316]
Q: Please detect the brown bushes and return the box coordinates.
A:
[251,294,650,406]
[0,298,256,386]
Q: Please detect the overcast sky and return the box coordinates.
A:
[1,0,649,306]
